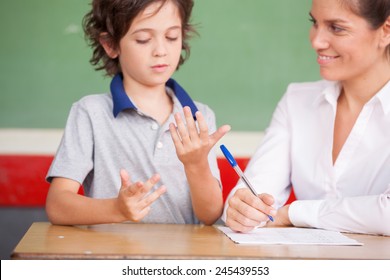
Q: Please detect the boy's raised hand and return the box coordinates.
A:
[169,106,231,166]
[117,169,166,222]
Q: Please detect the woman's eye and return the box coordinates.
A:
[309,17,317,27]
[330,25,344,33]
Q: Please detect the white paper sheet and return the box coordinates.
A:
[218,226,363,246]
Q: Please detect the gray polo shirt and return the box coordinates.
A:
[46,75,220,224]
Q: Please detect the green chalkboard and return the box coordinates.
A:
[0,0,319,131]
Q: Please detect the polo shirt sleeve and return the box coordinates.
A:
[46,101,94,185]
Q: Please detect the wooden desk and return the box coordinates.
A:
[11,222,390,260]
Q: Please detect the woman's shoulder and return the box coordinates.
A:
[286,80,334,94]
[280,80,338,108]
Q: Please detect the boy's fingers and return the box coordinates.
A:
[125,181,143,196]
[195,111,209,142]
[120,169,132,190]
[140,186,167,208]
[183,106,198,140]
[133,207,151,222]
[174,112,190,144]
[169,123,183,152]
[124,174,161,198]
[209,125,231,146]
[144,174,161,191]
[128,186,166,222]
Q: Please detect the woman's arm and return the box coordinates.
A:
[222,90,293,231]
[287,194,390,236]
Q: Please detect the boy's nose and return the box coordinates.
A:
[153,41,167,57]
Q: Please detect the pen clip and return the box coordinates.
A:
[220,144,237,167]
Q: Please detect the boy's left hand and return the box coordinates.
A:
[169,106,230,166]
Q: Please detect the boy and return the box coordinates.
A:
[46,0,230,226]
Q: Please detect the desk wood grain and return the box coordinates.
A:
[11,222,390,260]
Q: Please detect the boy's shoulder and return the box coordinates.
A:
[73,93,112,111]
[193,100,211,111]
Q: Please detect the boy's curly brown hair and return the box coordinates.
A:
[82,0,196,76]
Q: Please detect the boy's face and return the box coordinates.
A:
[115,0,182,88]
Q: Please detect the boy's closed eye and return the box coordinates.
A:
[136,38,151,44]
[166,36,178,42]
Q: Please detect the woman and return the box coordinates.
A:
[223,0,390,235]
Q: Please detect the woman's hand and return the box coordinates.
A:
[226,188,277,232]
[266,204,292,227]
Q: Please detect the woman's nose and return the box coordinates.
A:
[310,27,330,50]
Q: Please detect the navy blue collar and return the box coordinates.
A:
[111,73,198,119]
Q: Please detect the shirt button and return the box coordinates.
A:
[157,142,163,149]
[151,123,159,130]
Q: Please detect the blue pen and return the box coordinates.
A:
[220,144,274,222]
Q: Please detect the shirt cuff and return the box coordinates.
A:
[288,200,323,228]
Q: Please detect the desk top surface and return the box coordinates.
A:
[11,222,390,260]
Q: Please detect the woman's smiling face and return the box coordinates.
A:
[309,0,387,83]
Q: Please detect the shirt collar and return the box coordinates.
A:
[312,81,341,109]
[111,73,198,119]
[312,80,390,115]
[374,80,390,115]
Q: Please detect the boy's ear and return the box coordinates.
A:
[99,32,119,58]
[379,16,390,48]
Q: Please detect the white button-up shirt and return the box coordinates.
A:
[224,80,390,235]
